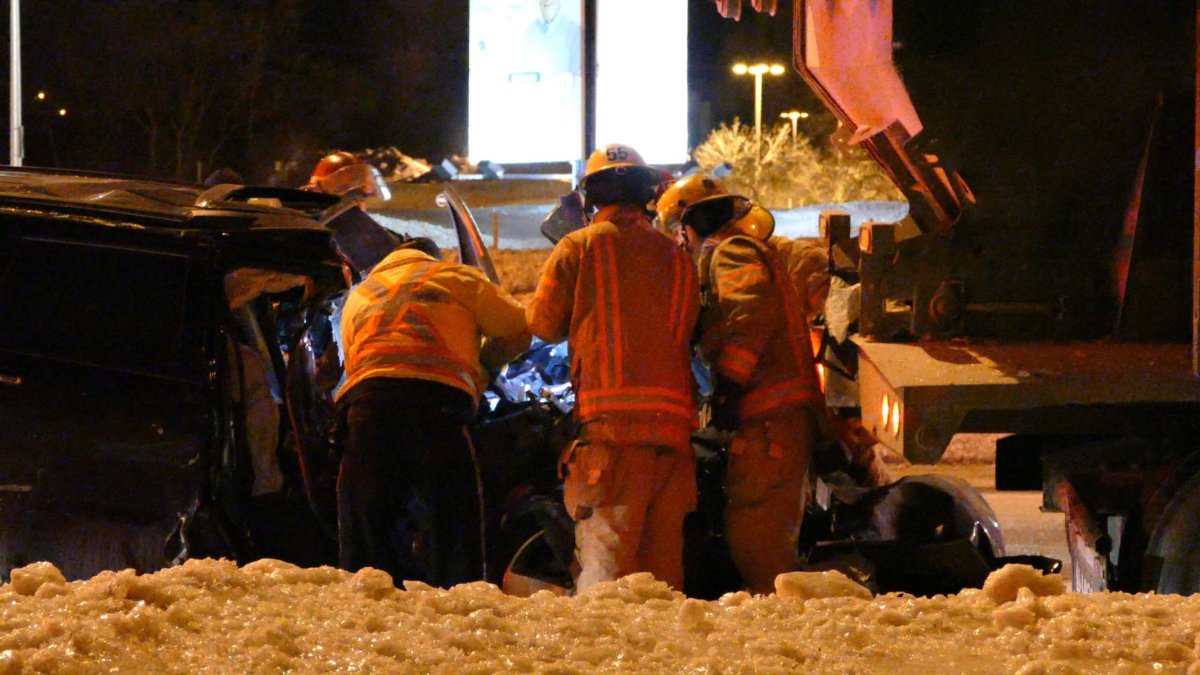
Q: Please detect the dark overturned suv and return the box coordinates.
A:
[0,167,569,586]
[0,168,409,579]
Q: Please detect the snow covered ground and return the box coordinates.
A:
[371,200,910,250]
[1,559,1196,673]
[773,200,910,240]
[373,204,559,250]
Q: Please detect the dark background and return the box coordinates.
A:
[2,0,823,183]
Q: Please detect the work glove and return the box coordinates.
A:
[710,375,744,432]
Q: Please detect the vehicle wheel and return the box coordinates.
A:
[1145,467,1200,594]
[0,506,176,581]
[867,474,1006,556]
[501,530,573,597]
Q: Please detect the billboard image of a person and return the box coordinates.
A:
[469,0,583,162]
[524,0,580,79]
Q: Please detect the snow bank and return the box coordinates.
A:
[370,214,466,250]
[0,559,1195,673]
[772,200,910,240]
[372,207,555,251]
[371,200,912,252]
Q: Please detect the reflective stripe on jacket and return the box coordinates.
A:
[338,248,530,407]
[699,234,822,420]
[527,204,700,444]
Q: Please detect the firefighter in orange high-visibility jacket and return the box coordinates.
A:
[664,174,824,595]
[526,143,700,592]
[336,236,530,588]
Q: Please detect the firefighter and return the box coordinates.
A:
[762,224,893,489]
[665,174,824,595]
[664,182,892,490]
[336,235,530,587]
[527,143,700,592]
[668,187,824,321]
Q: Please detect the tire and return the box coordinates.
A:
[867,474,1006,556]
[1145,467,1200,594]
[0,505,176,581]
[501,530,573,597]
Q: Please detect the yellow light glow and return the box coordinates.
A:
[799,111,810,119]
[57,108,67,117]
[859,226,873,254]
[733,63,785,78]
[36,91,45,101]
[881,393,891,430]
[816,363,826,392]
[891,401,901,435]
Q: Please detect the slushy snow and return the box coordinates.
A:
[0,559,1196,673]
[372,200,911,250]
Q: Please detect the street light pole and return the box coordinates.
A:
[753,67,764,149]
[779,110,809,148]
[9,0,22,166]
[732,62,785,164]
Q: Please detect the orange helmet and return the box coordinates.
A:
[308,151,359,183]
[305,151,391,202]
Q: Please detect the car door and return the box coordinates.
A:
[0,230,213,526]
[438,186,500,283]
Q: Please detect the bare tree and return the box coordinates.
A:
[35,0,281,179]
[693,119,903,208]
[23,0,463,179]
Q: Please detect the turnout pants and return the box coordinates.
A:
[337,378,484,588]
[725,407,817,595]
[563,441,696,592]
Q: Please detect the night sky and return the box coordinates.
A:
[5,0,824,182]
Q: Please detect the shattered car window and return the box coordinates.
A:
[489,339,573,413]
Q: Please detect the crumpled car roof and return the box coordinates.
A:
[0,168,337,234]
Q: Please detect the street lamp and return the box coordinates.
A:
[732,62,786,159]
[779,110,809,147]
[30,90,65,165]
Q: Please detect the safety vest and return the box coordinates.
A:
[338,248,528,406]
[527,204,700,444]
[699,234,823,420]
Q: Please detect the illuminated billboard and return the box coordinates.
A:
[468,0,687,165]
[595,1,687,164]
[468,0,583,163]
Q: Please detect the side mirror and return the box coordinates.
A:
[539,191,586,245]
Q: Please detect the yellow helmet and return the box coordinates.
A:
[579,143,660,208]
[655,174,731,234]
[732,203,776,240]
